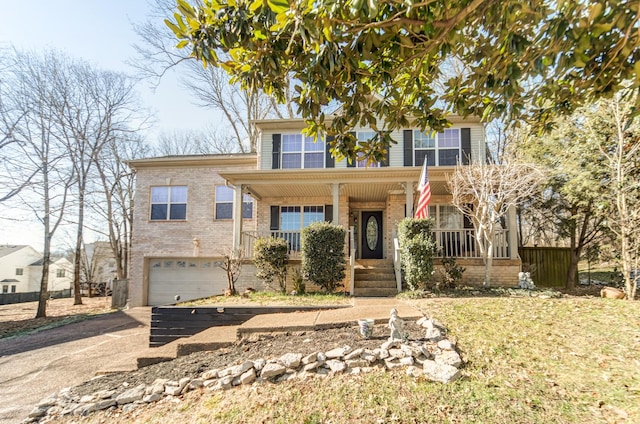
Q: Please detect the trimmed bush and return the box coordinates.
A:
[253,237,289,293]
[301,222,346,293]
[439,257,466,290]
[397,217,438,290]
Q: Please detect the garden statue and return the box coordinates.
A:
[518,272,535,290]
[388,308,405,341]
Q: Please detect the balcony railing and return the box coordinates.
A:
[242,228,510,260]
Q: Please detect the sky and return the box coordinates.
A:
[0,0,216,250]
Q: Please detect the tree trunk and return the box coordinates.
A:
[73,187,85,305]
[36,235,52,318]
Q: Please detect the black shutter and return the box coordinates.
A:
[272,134,281,169]
[324,205,333,222]
[381,139,390,167]
[325,136,335,168]
[347,131,356,168]
[403,129,413,166]
[461,128,471,165]
[270,206,280,230]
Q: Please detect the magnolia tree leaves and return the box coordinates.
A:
[166,0,640,161]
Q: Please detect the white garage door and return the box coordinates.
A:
[148,258,227,306]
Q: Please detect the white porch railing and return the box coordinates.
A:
[242,231,303,259]
[431,229,510,259]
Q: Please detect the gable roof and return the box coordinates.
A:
[0,245,30,259]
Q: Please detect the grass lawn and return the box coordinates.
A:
[72,295,639,423]
[180,291,353,307]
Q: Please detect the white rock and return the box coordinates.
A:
[303,361,321,371]
[142,393,162,403]
[28,406,49,418]
[302,352,318,365]
[381,340,400,350]
[388,348,406,359]
[79,395,95,404]
[423,360,461,383]
[362,353,377,363]
[94,399,117,410]
[399,356,415,366]
[346,367,361,375]
[252,358,266,371]
[437,339,455,350]
[325,346,351,359]
[94,389,116,399]
[384,359,404,370]
[115,384,146,405]
[201,369,219,380]
[261,362,286,379]
[325,359,346,373]
[239,368,256,385]
[317,352,327,362]
[344,348,364,360]
[435,350,462,368]
[278,353,303,368]
[122,403,140,413]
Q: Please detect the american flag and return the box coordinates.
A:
[414,158,431,218]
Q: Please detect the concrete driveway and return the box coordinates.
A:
[0,307,150,423]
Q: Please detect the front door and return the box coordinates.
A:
[361,211,383,259]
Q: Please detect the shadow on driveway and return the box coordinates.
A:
[0,309,148,357]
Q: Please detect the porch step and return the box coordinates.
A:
[353,260,397,297]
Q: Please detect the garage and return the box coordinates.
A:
[147,258,227,306]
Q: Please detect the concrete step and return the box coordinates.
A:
[353,287,398,297]
[354,270,396,280]
[354,279,397,289]
[354,259,394,269]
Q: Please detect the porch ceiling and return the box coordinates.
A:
[219,167,453,200]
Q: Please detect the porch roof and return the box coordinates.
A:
[219,167,454,201]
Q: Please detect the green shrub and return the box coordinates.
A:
[301,222,346,293]
[397,217,438,290]
[439,257,465,289]
[253,237,289,293]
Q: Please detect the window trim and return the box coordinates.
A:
[280,133,325,169]
[56,269,66,278]
[413,128,461,166]
[214,185,254,220]
[356,131,381,168]
[278,205,325,230]
[150,185,188,221]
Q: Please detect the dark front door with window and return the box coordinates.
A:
[361,211,383,259]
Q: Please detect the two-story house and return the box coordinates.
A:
[128,116,521,306]
[0,245,73,295]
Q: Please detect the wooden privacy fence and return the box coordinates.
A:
[0,289,71,305]
[518,247,574,288]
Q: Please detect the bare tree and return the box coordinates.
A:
[153,128,238,156]
[130,0,293,153]
[449,159,542,286]
[591,92,640,300]
[215,247,245,296]
[89,133,151,280]
[45,57,146,305]
[2,50,77,317]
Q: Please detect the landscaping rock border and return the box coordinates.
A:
[26,321,462,423]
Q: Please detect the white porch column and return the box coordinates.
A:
[508,205,518,259]
[405,181,414,218]
[332,183,340,224]
[232,184,244,249]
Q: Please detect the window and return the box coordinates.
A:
[10,285,16,293]
[215,186,253,219]
[2,285,7,294]
[278,206,325,251]
[150,186,187,220]
[56,269,65,278]
[281,134,324,169]
[414,128,461,166]
[15,268,23,276]
[356,131,380,168]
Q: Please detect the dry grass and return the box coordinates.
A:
[0,296,113,338]
[53,296,639,423]
[181,291,353,307]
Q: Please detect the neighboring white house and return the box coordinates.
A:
[0,245,73,294]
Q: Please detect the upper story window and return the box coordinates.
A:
[56,269,66,278]
[15,268,23,276]
[282,134,324,169]
[215,186,253,220]
[356,131,381,168]
[150,186,187,221]
[414,129,461,166]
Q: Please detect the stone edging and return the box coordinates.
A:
[26,318,462,423]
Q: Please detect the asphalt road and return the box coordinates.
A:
[0,307,150,423]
